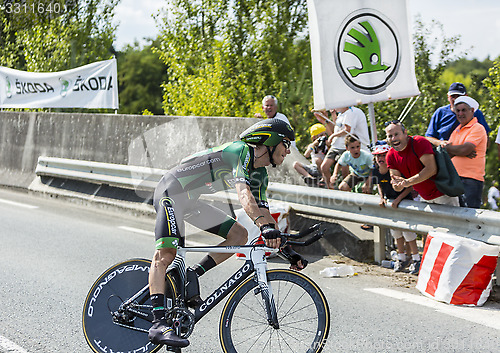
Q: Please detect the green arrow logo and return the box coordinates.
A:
[343,21,390,78]
[334,10,401,95]
[5,76,13,98]
[59,77,70,97]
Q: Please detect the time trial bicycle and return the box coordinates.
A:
[82,224,330,353]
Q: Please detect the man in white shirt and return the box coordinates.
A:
[255,95,296,149]
[496,126,500,162]
[314,106,370,189]
[255,95,292,126]
[488,182,500,210]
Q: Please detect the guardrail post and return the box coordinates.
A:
[373,225,387,264]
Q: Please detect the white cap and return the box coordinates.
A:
[454,96,479,112]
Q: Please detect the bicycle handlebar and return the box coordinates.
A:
[280,223,324,247]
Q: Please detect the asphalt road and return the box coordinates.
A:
[1,188,500,353]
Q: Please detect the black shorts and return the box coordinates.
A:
[153,175,236,249]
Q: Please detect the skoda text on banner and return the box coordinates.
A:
[0,59,119,109]
[307,0,420,110]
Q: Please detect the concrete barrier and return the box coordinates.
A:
[0,111,308,189]
[0,111,371,261]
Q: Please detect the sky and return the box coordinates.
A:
[114,0,500,61]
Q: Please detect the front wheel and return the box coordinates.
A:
[219,269,330,353]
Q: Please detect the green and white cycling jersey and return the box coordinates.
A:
[168,141,269,208]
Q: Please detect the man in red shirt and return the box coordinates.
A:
[384,120,459,275]
[385,120,459,206]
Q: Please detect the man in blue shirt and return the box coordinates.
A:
[425,82,491,146]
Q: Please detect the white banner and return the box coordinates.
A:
[0,59,119,109]
[307,0,420,110]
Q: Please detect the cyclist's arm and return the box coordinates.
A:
[235,182,281,248]
[235,182,275,228]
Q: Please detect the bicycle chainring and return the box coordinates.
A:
[165,307,196,338]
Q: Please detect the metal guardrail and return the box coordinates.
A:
[35,156,164,191]
[35,156,500,263]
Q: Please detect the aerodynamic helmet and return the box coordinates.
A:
[239,118,295,147]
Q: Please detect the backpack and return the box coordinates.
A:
[410,138,464,197]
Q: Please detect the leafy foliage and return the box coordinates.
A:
[372,17,463,139]
[117,42,168,115]
[0,0,118,72]
[154,0,312,148]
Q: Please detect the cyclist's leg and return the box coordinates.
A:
[187,200,248,265]
[149,177,189,347]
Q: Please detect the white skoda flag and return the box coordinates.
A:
[0,59,119,109]
[307,0,419,110]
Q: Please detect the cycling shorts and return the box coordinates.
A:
[153,174,236,249]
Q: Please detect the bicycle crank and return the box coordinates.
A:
[165,307,196,339]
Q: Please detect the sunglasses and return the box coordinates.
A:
[384,120,401,126]
[281,140,291,149]
[384,120,406,131]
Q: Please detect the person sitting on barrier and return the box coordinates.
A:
[147,118,306,348]
[385,120,460,275]
[385,120,459,207]
[314,107,370,189]
[371,142,420,274]
[331,134,373,194]
[293,123,328,187]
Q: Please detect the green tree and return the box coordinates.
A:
[483,59,500,187]
[155,0,312,147]
[372,17,463,139]
[484,60,500,116]
[117,42,168,115]
[0,0,118,72]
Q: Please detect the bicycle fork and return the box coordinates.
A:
[253,262,279,329]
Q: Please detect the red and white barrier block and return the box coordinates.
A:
[416,231,500,306]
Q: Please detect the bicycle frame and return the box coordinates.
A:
[118,242,281,329]
[168,242,279,324]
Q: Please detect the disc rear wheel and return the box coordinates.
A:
[82,259,160,353]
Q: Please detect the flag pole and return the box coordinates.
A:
[368,102,378,146]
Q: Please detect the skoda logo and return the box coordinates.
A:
[334,9,400,95]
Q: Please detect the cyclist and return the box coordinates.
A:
[148,118,305,347]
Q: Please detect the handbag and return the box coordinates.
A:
[410,138,464,197]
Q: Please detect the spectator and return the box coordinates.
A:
[442,96,487,209]
[487,182,500,211]
[331,134,373,194]
[293,123,328,187]
[425,82,491,146]
[385,120,459,276]
[385,120,459,207]
[255,95,292,126]
[371,143,420,274]
[255,95,297,149]
[495,126,500,162]
[314,109,346,189]
[315,107,370,189]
